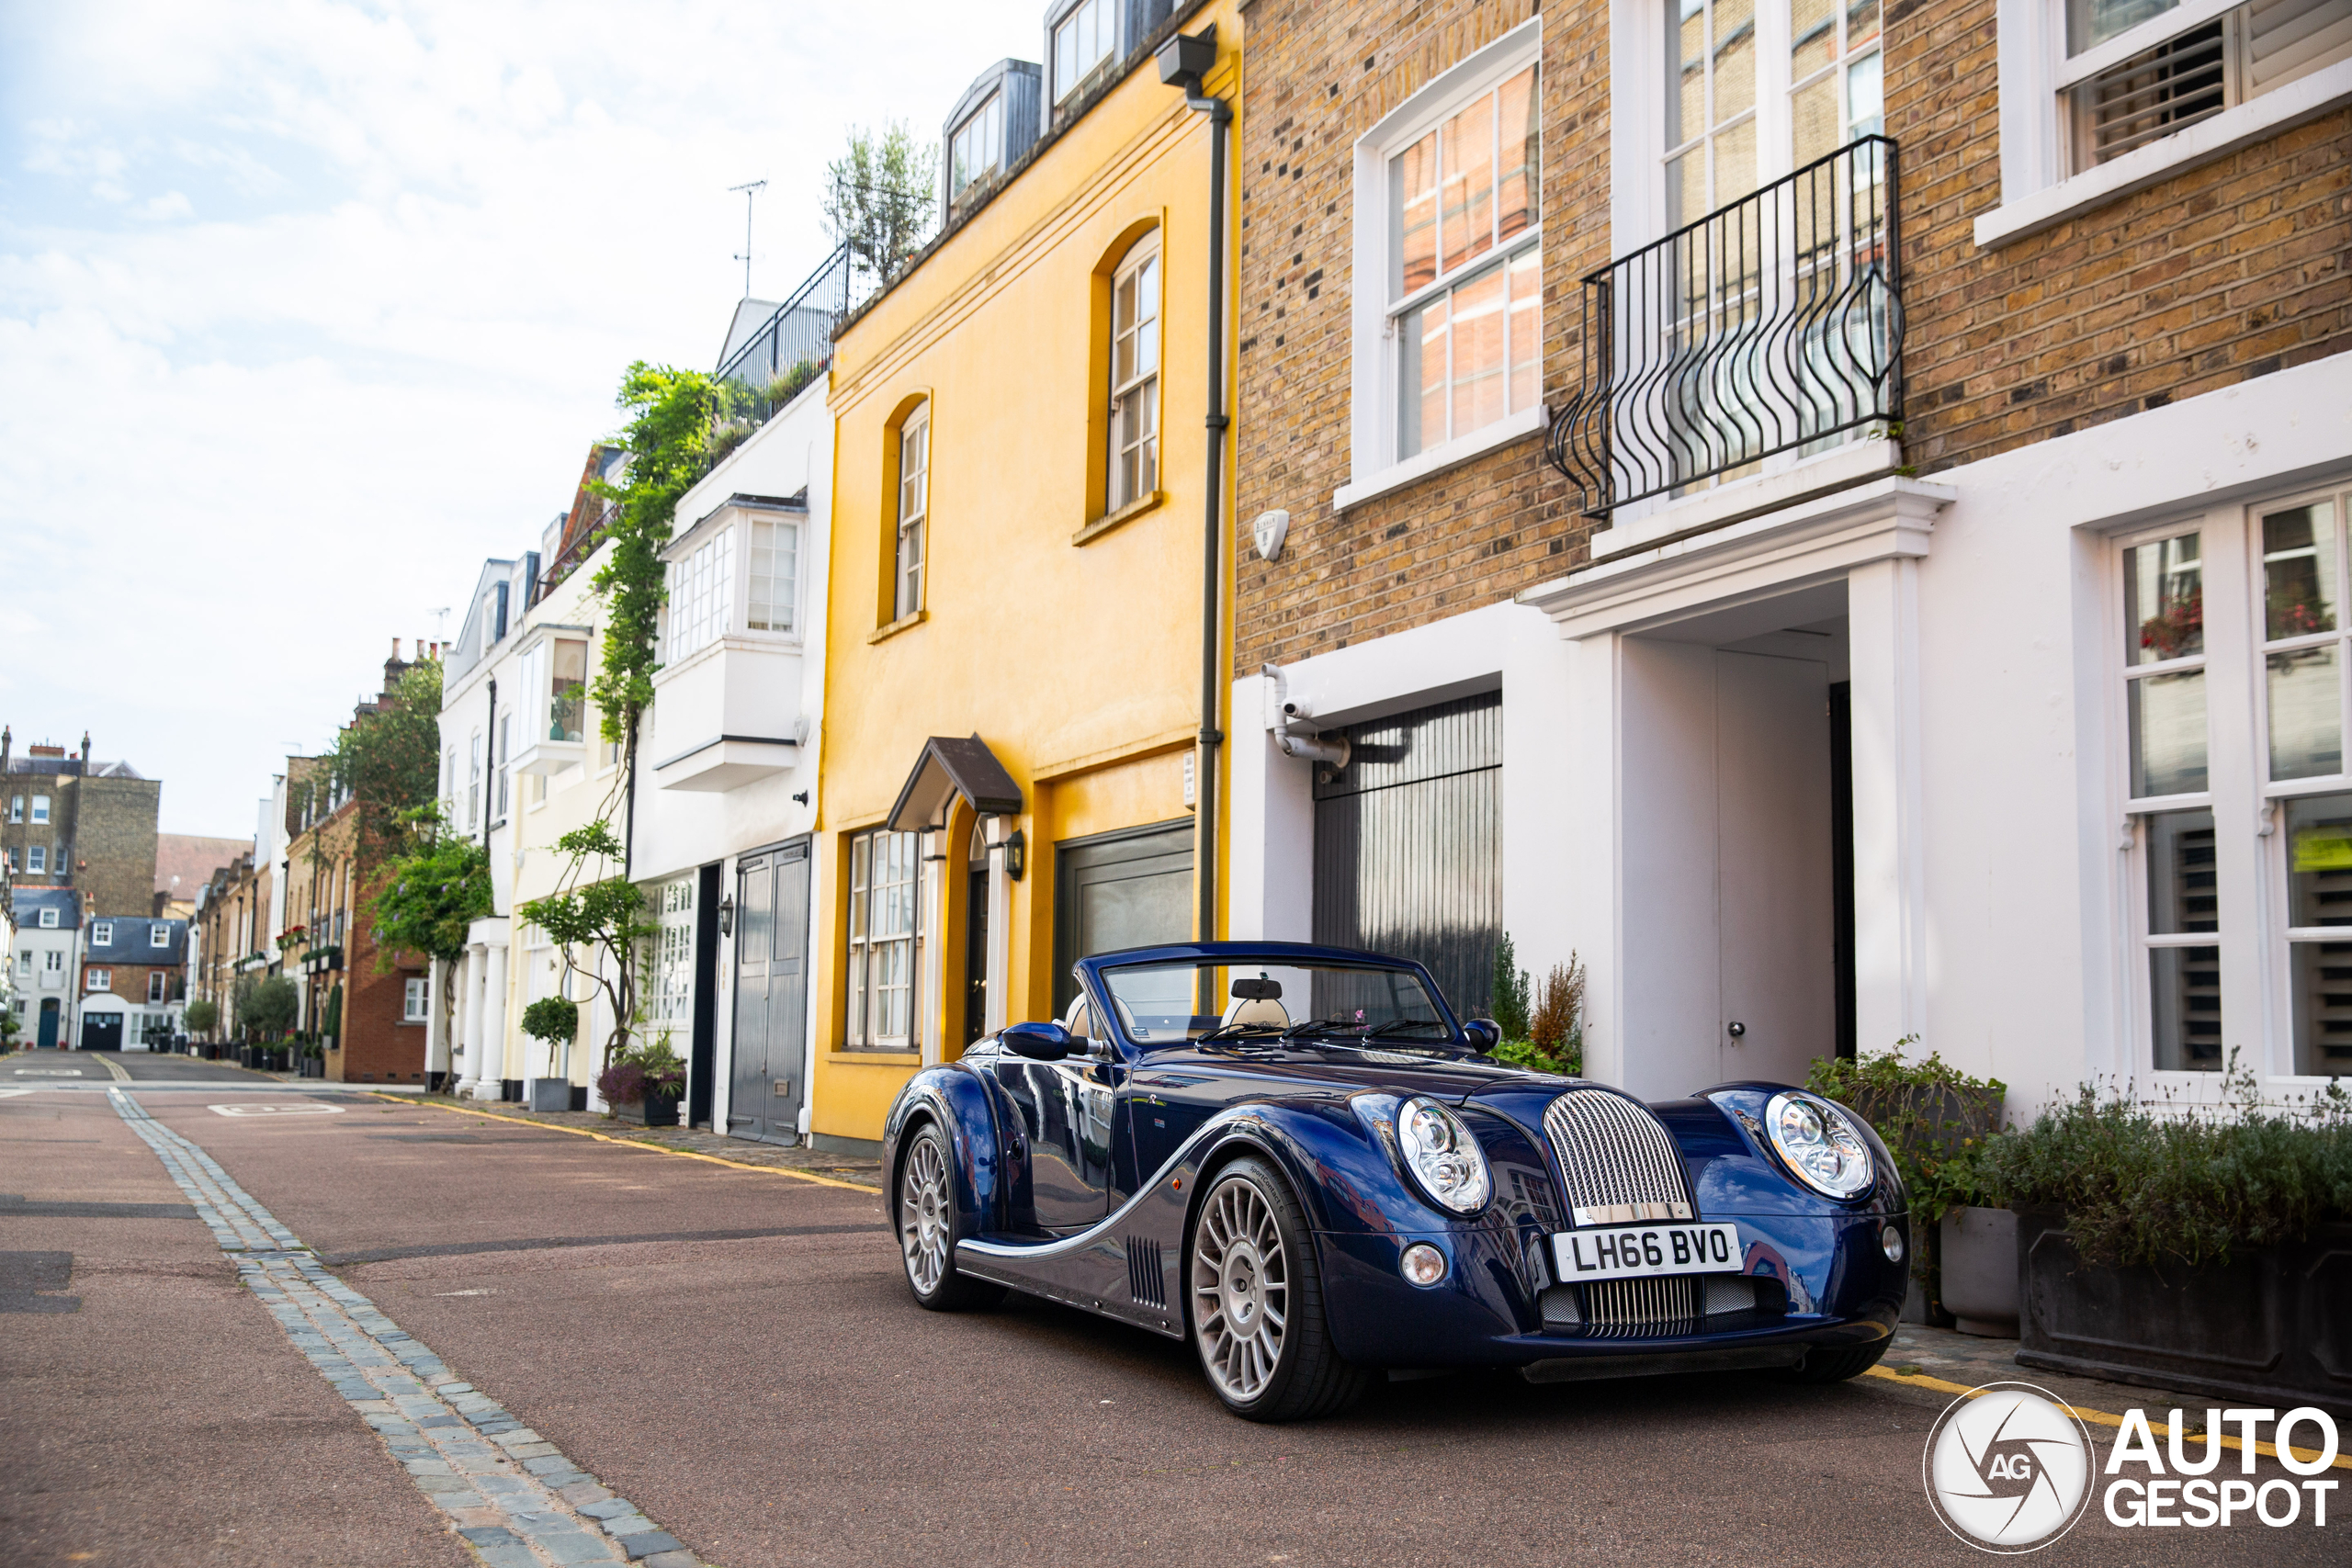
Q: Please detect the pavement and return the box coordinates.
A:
[2,1048,2343,1565]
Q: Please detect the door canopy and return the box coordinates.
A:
[887,734,1023,833]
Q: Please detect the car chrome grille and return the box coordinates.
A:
[1582,1277,1700,1335]
[1126,1237,1165,1307]
[1542,1089,1694,1224]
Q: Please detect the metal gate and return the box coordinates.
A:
[1311,690,1502,1021]
[729,839,810,1145]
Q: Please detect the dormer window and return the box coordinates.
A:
[950,93,1005,201]
[151,926,170,949]
[40,908,59,929]
[93,920,113,946]
[1054,0,1117,102]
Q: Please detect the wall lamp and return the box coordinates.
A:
[718,894,734,938]
[1005,829,1026,882]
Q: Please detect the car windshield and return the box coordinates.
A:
[1096,959,1459,1051]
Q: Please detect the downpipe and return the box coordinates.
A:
[1262,663,1350,771]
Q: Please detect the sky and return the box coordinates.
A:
[0,0,1045,838]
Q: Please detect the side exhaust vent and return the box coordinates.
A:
[1126,1237,1165,1307]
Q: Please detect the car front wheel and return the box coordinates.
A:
[1188,1156,1367,1421]
[896,1122,1004,1312]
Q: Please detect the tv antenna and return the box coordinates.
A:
[729,179,767,299]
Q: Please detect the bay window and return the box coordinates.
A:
[845,828,921,1051]
[668,526,735,663]
[748,518,798,634]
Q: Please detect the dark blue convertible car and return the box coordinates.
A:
[882,941,1908,1421]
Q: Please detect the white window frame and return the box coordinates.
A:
[467,730,481,831]
[151,925,171,948]
[1979,0,2352,247]
[747,516,800,636]
[844,827,922,1052]
[1109,234,1163,513]
[1051,0,1118,105]
[949,91,1005,201]
[86,968,110,992]
[403,976,430,1023]
[896,410,930,622]
[29,795,49,824]
[27,845,45,874]
[148,971,167,1004]
[495,710,513,821]
[667,525,737,665]
[6,795,18,822]
[2109,479,2352,1091]
[93,920,113,946]
[1343,18,1546,512]
[646,877,695,1049]
[40,908,59,930]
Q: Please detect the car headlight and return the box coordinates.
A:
[1763,1092,1875,1200]
[1396,1096,1490,1214]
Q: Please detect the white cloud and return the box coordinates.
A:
[0,0,1042,833]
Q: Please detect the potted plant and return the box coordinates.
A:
[1980,1055,2352,1412]
[1805,1040,2007,1331]
[595,1034,686,1127]
[519,996,580,1112]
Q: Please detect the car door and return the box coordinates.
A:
[992,998,1118,1235]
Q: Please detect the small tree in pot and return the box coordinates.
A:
[184,998,218,1039]
[519,997,580,1112]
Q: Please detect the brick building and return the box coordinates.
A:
[2,730,162,919]
[189,847,269,1043]
[76,914,187,1049]
[283,750,428,1085]
[1225,0,2352,1112]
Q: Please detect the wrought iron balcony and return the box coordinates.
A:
[1546,136,1905,520]
[715,244,867,426]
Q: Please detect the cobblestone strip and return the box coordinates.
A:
[109,1090,705,1568]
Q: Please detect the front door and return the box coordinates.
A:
[38,999,59,1048]
[729,840,810,1145]
[1714,649,1836,1083]
[82,1010,123,1051]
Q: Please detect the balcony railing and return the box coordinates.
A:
[1546,136,1905,520]
[715,244,871,426]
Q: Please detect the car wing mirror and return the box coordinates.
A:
[1464,1019,1502,1051]
[1001,1021,1077,1061]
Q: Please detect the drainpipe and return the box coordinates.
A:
[481,678,497,858]
[1262,664,1350,771]
[1161,28,1228,964]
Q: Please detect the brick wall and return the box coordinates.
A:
[74,776,161,919]
[1887,0,2352,474]
[337,863,426,1083]
[1232,0,1610,671]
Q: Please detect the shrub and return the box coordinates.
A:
[1487,953,1586,1077]
[594,1033,687,1107]
[595,1061,647,1108]
[241,975,300,1041]
[1978,1055,2352,1268]
[520,996,580,1075]
[1805,1040,2005,1230]
[1487,934,1532,1042]
[184,999,219,1036]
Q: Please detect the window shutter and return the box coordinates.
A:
[2247,0,2352,91]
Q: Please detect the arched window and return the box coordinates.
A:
[1108,237,1160,511]
[896,404,930,620]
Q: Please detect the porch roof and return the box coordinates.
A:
[886,734,1023,833]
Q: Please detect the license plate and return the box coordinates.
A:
[1551,1222,1742,1284]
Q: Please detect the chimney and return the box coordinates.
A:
[1,726,10,774]
[79,732,91,773]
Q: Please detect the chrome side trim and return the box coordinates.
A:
[956,1114,1236,1266]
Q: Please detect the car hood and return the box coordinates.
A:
[1168,1046,1563,1100]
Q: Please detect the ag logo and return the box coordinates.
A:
[1924,1382,2096,1552]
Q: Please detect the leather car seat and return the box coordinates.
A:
[1221,996,1291,1029]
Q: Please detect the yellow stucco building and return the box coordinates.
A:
[809,4,1239,1150]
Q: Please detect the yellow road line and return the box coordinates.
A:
[373,1094,884,1194]
[1867,1364,2352,1471]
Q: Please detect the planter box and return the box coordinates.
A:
[1940,1206,2018,1337]
[2018,1210,2352,1418]
[616,1090,681,1128]
[526,1077,571,1113]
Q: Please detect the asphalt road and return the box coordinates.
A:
[2,1063,2339,1566]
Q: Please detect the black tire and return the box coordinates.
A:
[1187,1156,1370,1422]
[894,1122,1005,1313]
[1778,1336,1892,1384]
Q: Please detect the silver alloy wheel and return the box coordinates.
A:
[900,1133,951,1294]
[1192,1173,1290,1404]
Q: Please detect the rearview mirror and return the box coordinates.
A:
[1464,1019,1502,1051]
[1001,1021,1077,1061]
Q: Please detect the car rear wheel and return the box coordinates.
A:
[1777,1336,1892,1383]
[897,1122,1004,1313]
[1188,1156,1367,1422]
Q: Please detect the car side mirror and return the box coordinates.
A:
[1463,1019,1502,1051]
[1001,1021,1077,1061]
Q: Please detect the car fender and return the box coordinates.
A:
[882,1065,1003,1237]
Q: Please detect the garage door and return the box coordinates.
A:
[1312,690,1502,1021]
[1052,819,1194,1020]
